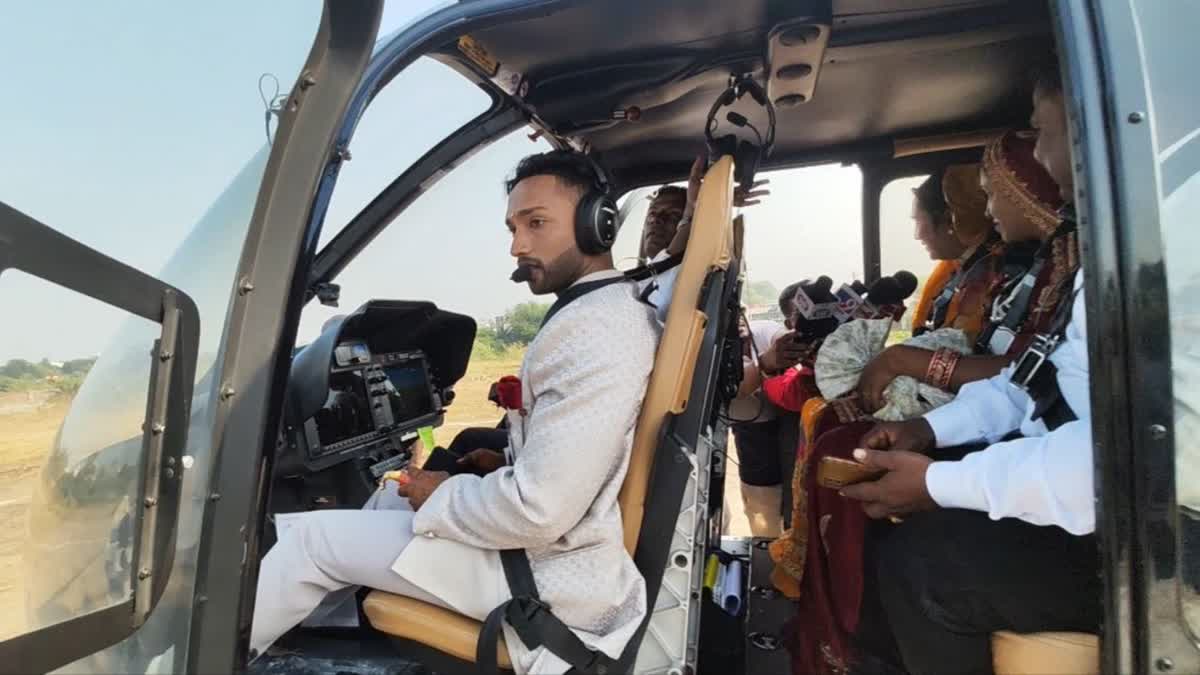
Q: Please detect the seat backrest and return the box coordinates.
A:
[618,156,734,553]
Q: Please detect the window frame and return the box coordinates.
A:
[859,148,983,283]
[0,203,201,674]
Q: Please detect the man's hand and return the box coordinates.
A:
[857,348,897,413]
[666,157,707,257]
[759,331,808,374]
[859,418,936,454]
[669,156,770,257]
[839,448,937,519]
[734,179,770,207]
[457,448,506,475]
[397,467,450,510]
[683,155,705,220]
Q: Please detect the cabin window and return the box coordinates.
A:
[0,0,323,657]
[879,175,937,334]
[613,163,864,325]
[299,126,553,445]
[315,57,494,250]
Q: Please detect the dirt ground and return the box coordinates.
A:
[0,392,70,640]
[0,357,753,641]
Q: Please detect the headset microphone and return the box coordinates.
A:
[510,266,534,283]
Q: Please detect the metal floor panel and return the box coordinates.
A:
[744,538,795,675]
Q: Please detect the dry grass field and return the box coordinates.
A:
[0,351,749,641]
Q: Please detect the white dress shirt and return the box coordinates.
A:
[640,250,680,323]
[923,270,1094,535]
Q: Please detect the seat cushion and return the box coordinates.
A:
[362,591,511,669]
[991,631,1099,675]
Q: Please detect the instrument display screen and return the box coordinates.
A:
[382,359,435,423]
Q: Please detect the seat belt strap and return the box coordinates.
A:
[1012,283,1080,431]
[540,276,629,330]
[623,252,684,282]
[477,549,617,674]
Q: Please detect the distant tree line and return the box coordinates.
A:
[474,302,549,358]
[0,357,95,394]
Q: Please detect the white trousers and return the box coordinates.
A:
[249,487,453,655]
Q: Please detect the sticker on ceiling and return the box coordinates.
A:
[458,35,527,98]
[457,36,499,76]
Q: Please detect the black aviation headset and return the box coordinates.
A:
[573,152,620,255]
[704,74,777,189]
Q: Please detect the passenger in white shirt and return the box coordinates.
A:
[639,156,769,322]
[841,63,1101,675]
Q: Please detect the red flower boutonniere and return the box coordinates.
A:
[488,375,526,415]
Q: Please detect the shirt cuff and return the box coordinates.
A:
[925,460,986,512]
[923,401,979,448]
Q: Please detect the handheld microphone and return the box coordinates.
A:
[893,271,918,298]
[855,272,918,320]
[792,277,842,344]
[510,266,534,283]
[792,276,837,320]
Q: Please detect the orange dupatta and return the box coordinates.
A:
[910,259,958,331]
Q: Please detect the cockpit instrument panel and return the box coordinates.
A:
[286,300,476,473]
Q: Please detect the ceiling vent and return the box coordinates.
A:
[766,20,831,108]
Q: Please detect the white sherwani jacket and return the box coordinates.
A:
[391,271,661,674]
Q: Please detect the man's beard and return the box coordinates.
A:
[520,248,587,295]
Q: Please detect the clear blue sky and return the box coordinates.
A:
[1,1,933,363]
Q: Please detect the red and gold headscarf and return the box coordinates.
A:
[982,130,1064,235]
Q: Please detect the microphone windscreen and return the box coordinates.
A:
[892,271,918,298]
[865,277,905,306]
[510,266,533,283]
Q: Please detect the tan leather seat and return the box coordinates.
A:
[992,631,1099,675]
[362,157,737,668]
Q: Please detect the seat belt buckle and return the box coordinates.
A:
[1012,333,1060,390]
[505,595,552,647]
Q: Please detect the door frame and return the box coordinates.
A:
[0,205,201,674]
[185,1,582,671]
[183,3,385,671]
[1052,0,1196,672]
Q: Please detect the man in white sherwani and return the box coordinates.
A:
[250,150,661,674]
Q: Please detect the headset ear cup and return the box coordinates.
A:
[596,195,619,250]
[575,192,619,255]
[575,192,602,255]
